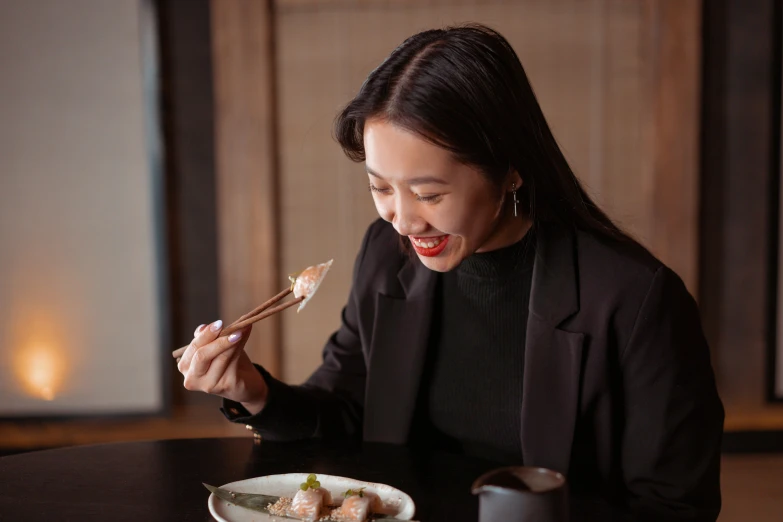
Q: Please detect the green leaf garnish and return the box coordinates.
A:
[300,474,319,491]
[343,487,365,498]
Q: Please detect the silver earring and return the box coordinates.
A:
[511,183,519,217]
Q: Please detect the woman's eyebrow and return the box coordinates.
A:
[366,165,449,186]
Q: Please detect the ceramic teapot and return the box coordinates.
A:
[472,466,569,522]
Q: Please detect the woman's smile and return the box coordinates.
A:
[410,234,450,256]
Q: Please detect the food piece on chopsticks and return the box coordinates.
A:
[171,260,334,361]
[334,487,383,522]
[286,474,332,521]
[289,259,333,312]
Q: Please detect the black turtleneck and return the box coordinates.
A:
[414,229,535,463]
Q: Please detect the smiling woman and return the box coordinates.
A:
[363,121,530,272]
[177,23,725,522]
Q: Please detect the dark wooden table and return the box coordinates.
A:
[0,437,630,522]
[0,437,506,521]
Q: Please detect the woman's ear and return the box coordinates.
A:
[508,170,523,191]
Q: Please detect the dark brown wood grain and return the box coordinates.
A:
[157,0,222,408]
[699,0,783,429]
[210,0,282,375]
[643,0,703,295]
[0,438,632,522]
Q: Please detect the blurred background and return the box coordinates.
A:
[0,0,781,519]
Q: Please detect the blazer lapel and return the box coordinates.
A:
[521,224,585,474]
[363,257,436,443]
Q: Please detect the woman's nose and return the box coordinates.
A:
[391,198,425,237]
[375,195,424,236]
[394,217,419,237]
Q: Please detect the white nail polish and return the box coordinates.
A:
[228,332,242,343]
[209,319,223,333]
[194,324,205,337]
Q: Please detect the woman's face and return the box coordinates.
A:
[364,119,529,272]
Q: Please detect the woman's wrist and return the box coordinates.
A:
[238,371,269,415]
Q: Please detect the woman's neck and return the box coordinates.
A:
[475,212,533,253]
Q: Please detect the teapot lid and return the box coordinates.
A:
[471,466,566,495]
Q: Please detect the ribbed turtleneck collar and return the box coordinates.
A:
[457,228,535,279]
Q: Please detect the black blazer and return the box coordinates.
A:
[228,218,724,521]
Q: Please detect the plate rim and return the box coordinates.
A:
[207,472,416,522]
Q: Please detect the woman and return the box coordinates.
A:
[177,24,724,521]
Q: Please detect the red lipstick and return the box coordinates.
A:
[409,235,449,257]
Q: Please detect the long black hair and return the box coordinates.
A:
[334,23,630,242]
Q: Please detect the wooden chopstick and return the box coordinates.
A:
[220,295,304,337]
[228,288,292,327]
[171,287,301,360]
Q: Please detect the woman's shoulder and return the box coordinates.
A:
[574,228,662,276]
[571,226,693,305]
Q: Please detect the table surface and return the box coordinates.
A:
[0,437,625,522]
[0,437,513,522]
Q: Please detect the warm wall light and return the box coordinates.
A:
[13,343,68,401]
[1,0,165,417]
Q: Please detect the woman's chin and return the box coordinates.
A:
[416,251,461,273]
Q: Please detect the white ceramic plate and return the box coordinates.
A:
[208,473,416,522]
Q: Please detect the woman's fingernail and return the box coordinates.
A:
[228,332,242,343]
[194,324,206,337]
[209,319,223,332]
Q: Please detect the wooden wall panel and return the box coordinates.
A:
[158,0,221,408]
[274,0,702,382]
[644,0,702,297]
[211,0,281,374]
[700,0,783,430]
